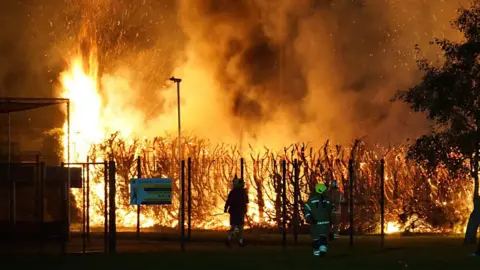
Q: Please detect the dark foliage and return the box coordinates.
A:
[393,2,480,183]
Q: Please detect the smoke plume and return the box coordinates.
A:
[0,0,472,151]
[175,0,468,147]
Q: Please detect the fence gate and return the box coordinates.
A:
[63,161,114,254]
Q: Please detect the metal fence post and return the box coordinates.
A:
[35,155,40,221]
[180,160,185,251]
[380,159,385,248]
[240,158,244,181]
[86,157,90,240]
[136,156,142,240]
[103,161,109,253]
[34,155,40,253]
[82,165,86,253]
[348,159,354,247]
[108,160,116,253]
[61,162,67,255]
[282,159,287,247]
[293,159,299,244]
[187,157,192,241]
[40,161,45,254]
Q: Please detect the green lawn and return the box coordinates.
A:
[1,236,479,270]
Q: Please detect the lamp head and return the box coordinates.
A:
[169,77,182,83]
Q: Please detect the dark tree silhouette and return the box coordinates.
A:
[393,2,480,247]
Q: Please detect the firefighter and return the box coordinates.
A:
[224,175,249,246]
[303,183,334,257]
[327,179,345,240]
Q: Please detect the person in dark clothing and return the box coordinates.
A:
[303,183,334,257]
[326,179,345,240]
[224,175,249,246]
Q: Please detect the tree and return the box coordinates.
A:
[393,2,480,246]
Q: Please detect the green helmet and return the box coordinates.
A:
[315,183,327,194]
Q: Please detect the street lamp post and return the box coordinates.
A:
[169,76,183,232]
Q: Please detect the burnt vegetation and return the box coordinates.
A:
[82,133,471,233]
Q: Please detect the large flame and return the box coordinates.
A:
[59,47,158,229]
[59,43,237,229]
[57,30,473,233]
[58,49,474,232]
[386,222,400,234]
[61,56,102,161]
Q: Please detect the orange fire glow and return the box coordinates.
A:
[60,48,157,228]
[386,222,400,234]
[57,36,474,233]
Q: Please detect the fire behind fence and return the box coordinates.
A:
[70,134,473,238]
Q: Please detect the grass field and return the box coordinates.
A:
[1,234,479,270]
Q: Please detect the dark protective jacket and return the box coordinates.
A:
[303,192,334,225]
[304,192,335,238]
[224,187,249,216]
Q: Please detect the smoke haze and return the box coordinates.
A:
[173,0,469,148]
[0,0,471,149]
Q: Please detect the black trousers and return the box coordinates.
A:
[230,214,245,227]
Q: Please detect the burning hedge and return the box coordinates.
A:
[71,133,473,234]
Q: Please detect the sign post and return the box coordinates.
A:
[130,178,173,205]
